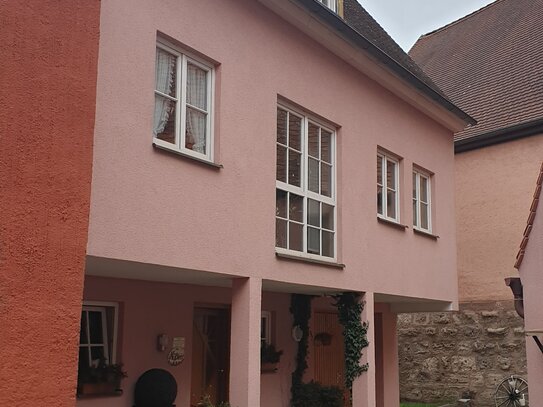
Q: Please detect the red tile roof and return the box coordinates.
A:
[343,0,444,97]
[409,0,543,142]
[515,162,543,269]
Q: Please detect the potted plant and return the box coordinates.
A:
[77,359,127,396]
[261,343,283,373]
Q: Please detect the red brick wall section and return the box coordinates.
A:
[0,1,100,405]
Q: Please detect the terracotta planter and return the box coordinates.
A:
[78,382,119,396]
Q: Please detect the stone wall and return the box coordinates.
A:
[398,301,527,405]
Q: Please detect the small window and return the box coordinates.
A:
[77,302,119,395]
[154,41,214,161]
[377,152,400,222]
[317,0,337,12]
[275,105,336,260]
[413,169,432,232]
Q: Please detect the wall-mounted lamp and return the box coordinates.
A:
[157,334,169,352]
[292,325,303,342]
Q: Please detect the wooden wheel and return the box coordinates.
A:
[494,375,528,407]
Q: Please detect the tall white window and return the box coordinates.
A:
[377,152,400,222]
[153,41,213,161]
[413,170,432,232]
[317,0,338,12]
[275,105,336,259]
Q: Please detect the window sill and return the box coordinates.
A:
[413,228,439,240]
[275,251,345,269]
[377,216,408,230]
[153,143,223,169]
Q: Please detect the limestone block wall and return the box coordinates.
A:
[399,301,527,405]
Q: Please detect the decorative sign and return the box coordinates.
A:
[168,336,185,366]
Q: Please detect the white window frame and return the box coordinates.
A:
[79,301,119,366]
[154,40,215,162]
[412,169,432,233]
[261,311,272,345]
[317,0,338,12]
[377,152,400,222]
[275,103,337,262]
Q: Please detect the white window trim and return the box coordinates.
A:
[154,40,215,162]
[261,311,272,345]
[275,103,337,262]
[318,0,338,12]
[413,169,432,233]
[81,301,119,365]
[377,152,400,223]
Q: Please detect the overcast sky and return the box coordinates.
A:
[357,0,496,51]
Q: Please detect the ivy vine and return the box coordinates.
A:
[333,292,369,392]
[289,294,313,403]
[289,292,368,405]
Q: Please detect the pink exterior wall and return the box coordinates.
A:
[518,176,543,402]
[81,277,400,407]
[456,134,543,302]
[88,0,458,304]
[0,1,100,405]
[79,276,296,407]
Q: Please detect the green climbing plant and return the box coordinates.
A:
[334,292,369,392]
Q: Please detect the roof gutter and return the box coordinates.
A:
[292,0,476,126]
[455,118,543,153]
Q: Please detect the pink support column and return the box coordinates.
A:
[352,292,376,407]
[381,308,399,407]
[229,277,262,407]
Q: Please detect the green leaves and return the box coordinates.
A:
[333,292,370,391]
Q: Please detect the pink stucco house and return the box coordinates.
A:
[512,162,543,403]
[1,0,473,406]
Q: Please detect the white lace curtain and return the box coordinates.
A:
[186,63,207,154]
[153,49,176,137]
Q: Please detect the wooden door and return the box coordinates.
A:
[191,308,230,406]
[313,311,349,405]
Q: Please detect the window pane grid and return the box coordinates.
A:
[79,308,110,367]
[413,171,431,232]
[154,43,212,159]
[377,153,399,221]
[276,106,335,259]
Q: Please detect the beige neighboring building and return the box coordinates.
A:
[398,0,543,404]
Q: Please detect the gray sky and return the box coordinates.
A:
[357,0,496,51]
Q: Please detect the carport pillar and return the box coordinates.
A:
[229,277,262,407]
[352,291,376,407]
[380,308,399,406]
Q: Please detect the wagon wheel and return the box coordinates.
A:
[494,375,528,407]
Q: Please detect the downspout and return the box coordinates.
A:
[505,277,543,354]
[505,277,524,318]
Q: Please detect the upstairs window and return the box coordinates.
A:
[377,152,400,222]
[317,0,338,12]
[275,105,336,259]
[413,170,432,232]
[153,41,214,161]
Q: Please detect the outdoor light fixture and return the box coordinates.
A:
[292,325,303,342]
[157,334,169,352]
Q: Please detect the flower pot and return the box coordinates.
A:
[78,382,119,396]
